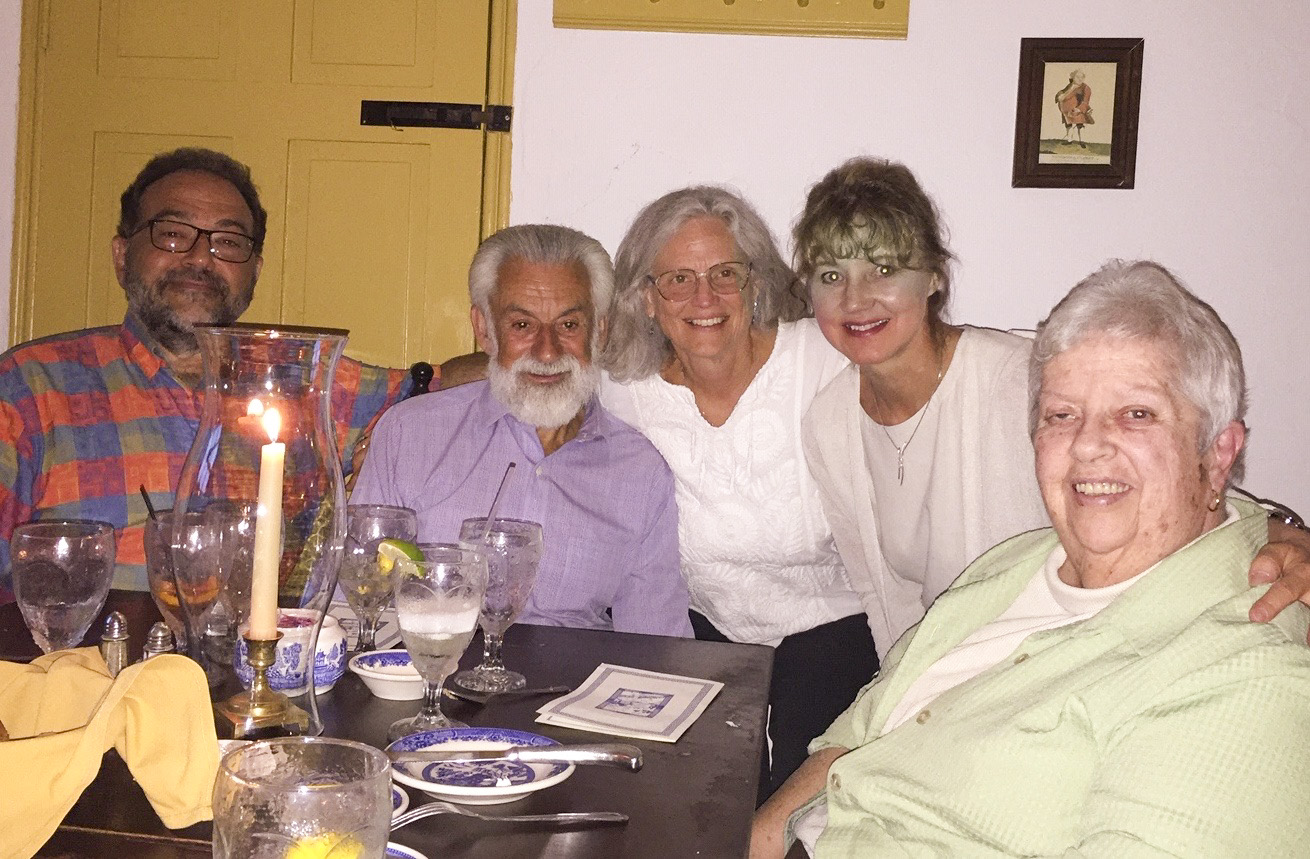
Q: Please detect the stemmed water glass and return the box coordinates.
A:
[145,509,229,663]
[11,520,116,653]
[452,518,543,694]
[388,543,487,742]
[339,504,418,652]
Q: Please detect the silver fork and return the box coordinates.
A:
[391,799,627,830]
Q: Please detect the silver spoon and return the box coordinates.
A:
[391,799,628,830]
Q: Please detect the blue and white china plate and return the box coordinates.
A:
[392,783,409,818]
[385,843,428,859]
[386,727,575,805]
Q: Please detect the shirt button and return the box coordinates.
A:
[1013,653,1029,665]
[535,466,543,476]
[830,773,841,790]
[916,709,930,724]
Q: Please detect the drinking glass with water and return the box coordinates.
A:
[11,519,115,653]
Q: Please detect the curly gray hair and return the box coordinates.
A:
[601,186,808,382]
[1029,259,1247,484]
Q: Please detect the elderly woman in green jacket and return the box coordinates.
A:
[752,259,1310,857]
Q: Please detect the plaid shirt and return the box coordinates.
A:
[0,314,410,599]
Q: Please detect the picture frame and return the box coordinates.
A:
[1011,38,1144,189]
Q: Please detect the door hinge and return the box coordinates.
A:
[360,101,512,132]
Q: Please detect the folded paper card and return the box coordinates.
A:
[0,648,220,859]
[535,663,722,743]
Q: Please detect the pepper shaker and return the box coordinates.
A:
[99,611,130,677]
[142,622,175,660]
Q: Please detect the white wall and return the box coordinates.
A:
[0,2,1305,513]
[510,1,1310,514]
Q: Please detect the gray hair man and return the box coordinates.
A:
[352,225,693,637]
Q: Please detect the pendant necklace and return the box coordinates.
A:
[878,351,945,485]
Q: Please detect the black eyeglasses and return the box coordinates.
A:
[129,218,257,263]
[646,262,752,302]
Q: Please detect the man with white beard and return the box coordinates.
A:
[352,225,692,636]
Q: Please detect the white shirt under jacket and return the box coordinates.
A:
[801,326,1050,661]
[601,319,863,646]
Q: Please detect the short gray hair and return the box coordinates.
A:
[468,224,615,324]
[601,186,808,382]
[1030,260,1247,483]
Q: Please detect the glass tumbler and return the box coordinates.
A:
[212,737,391,859]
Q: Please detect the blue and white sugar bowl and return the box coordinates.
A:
[233,608,347,696]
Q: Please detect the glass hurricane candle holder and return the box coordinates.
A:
[175,324,349,737]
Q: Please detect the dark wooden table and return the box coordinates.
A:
[3,592,772,859]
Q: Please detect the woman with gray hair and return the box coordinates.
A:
[598,186,877,797]
[751,260,1310,857]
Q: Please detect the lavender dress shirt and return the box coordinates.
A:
[352,381,692,637]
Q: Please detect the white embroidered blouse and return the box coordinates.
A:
[601,319,863,646]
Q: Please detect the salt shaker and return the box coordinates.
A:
[142,622,175,660]
[99,611,129,678]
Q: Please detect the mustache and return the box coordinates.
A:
[156,267,226,295]
[511,355,581,377]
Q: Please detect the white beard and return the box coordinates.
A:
[487,353,599,429]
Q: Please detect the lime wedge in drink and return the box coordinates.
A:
[377,538,423,575]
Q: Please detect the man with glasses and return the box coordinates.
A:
[0,148,410,598]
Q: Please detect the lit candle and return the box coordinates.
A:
[248,404,284,640]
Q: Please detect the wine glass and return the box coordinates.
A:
[11,519,116,653]
[339,504,418,652]
[213,737,391,859]
[145,509,228,662]
[388,543,487,742]
[452,517,543,694]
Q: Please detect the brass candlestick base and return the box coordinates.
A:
[216,633,310,739]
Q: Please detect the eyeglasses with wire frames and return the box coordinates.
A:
[127,218,257,263]
[646,261,752,302]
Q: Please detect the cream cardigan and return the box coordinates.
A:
[802,326,1049,660]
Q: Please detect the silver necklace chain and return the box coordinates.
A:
[877,353,946,485]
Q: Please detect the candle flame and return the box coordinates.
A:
[247,399,265,417]
[262,407,282,442]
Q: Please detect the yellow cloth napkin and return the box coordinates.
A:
[0,648,220,859]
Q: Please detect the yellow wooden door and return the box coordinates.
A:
[12,0,515,368]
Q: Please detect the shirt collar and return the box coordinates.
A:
[120,313,172,381]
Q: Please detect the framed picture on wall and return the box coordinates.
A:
[1011,38,1144,189]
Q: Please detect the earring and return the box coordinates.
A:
[1208,492,1222,512]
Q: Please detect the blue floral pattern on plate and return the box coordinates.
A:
[387,727,576,804]
[392,783,408,818]
[356,650,415,671]
[388,727,568,787]
[385,843,428,859]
